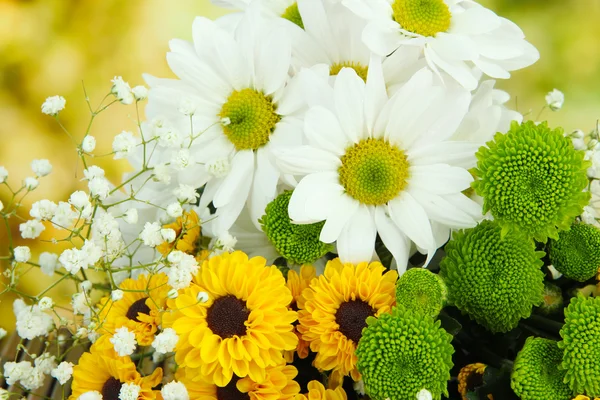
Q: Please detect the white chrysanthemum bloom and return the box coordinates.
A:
[13,299,54,339]
[20,219,45,239]
[14,246,31,263]
[161,381,189,400]
[279,65,482,269]
[39,252,59,276]
[545,88,564,111]
[344,0,539,90]
[110,327,137,356]
[82,135,96,153]
[41,95,66,116]
[31,159,53,177]
[119,383,141,400]
[144,14,306,234]
[51,361,74,385]
[24,177,39,191]
[152,328,179,354]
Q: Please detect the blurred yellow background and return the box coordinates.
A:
[1,0,599,333]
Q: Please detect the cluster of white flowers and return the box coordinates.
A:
[166,251,199,289]
[110,327,137,356]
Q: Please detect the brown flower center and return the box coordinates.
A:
[216,376,250,400]
[207,295,250,339]
[101,377,123,400]
[126,297,151,322]
[335,299,375,344]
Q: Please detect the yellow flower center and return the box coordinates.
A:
[281,3,304,29]
[219,88,281,151]
[330,62,369,82]
[392,0,451,37]
[338,138,410,205]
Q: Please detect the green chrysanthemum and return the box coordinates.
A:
[559,295,600,397]
[259,190,333,265]
[395,268,447,318]
[472,121,590,242]
[511,337,572,400]
[356,307,454,400]
[439,220,545,333]
[549,223,600,282]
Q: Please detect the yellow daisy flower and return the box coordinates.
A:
[573,396,600,400]
[95,273,169,347]
[298,259,398,381]
[164,251,298,387]
[178,363,300,400]
[157,210,201,256]
[284,265,316,363]
[294,381,347,400]
[70,343,162,400]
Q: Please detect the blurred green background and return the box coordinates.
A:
[0,0,599,332]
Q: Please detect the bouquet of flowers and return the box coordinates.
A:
[1,0,600,399]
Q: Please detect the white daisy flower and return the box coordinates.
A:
[344,0,539,90]
[278,60,482,271]
[144,13,305,234]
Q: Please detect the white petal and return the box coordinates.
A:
[409,188,478,228]
[255,26,292,95]
[199,178,223,210]
[429,33,478,61]
[388,191,434,250]
[269,117,304,150]
[449,7,501,35]
[319,195,359,243]
[297,66,335,110]
[364,54,388,133]
[288,172,341,223]
[248,148,280,229]
[424,46,478,90]
[408,164,473,194]
[213,150,254,207]
[337,205,377,263]
[334,68,366,144]
[277,146,340,175]
[408,141,480,168]
[213,29,250,91]
[211,178,252,235]
[362,20,402,56]
[374,207,411,273]
[444,192,484,221]
[473,58,511,79]
[305,106,349,156]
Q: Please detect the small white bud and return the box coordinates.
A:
[111,290,124,301]
[81,136,96,153]
[166,203,183,218]
[38,297,54,311]
[41,95,66,116]
[161,228,177,243]
[31,159,53,177]
[80,280,92,292]
[132,85,148,101]
[220,117,231,126]
[24,177,39,191]
[168,289,179,299]
[123,208,138,224]
[545,89,564,111]
[196,291,209,303]
[14,246,31,263]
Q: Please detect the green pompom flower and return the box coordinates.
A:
[259,190,333,265]
[440,220,545,332]
[549,223,600,282]
[472,121,590,242]
[559,295,600,397]
[395,268,447,318]
[511,337,572,400]
[356,307,454,400]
